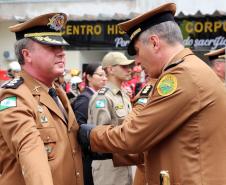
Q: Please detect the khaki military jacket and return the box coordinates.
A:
[88,82,132,185]
[89,48,226,185]
[131,79,156,185]
[0,71,83,185]
[88,82,132,126]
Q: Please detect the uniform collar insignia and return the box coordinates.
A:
[33,86,41,93]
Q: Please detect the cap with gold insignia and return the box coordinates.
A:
[118,3,176,56]
[9,13,69,46]
[204,47,226,61]
[102,52,134,68]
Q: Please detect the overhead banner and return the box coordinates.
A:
[63,20,128,50]
[63,16,226,51]
[177,16,226,50]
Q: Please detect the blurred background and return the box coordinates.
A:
[0,0,226,79]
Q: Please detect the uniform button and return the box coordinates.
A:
[72,148,76,154]
[76,172,80,176]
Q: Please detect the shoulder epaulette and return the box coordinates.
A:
[164,59,184,71]
[1,77,24,89]
[140,85,153,97]
[98,87,109,95]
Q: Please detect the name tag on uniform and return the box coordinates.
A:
[115,104,124,110]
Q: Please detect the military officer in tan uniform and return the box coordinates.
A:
[204,47,226,83]
[0,13,83,185]
[131,78,156,185]
[88,52,134,185]
[78,3,226,185]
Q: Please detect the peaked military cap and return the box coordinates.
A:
[118,3,176,56]
[204,47,226,61]
[9,12,69,46]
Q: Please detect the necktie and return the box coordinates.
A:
[48,87,68,122]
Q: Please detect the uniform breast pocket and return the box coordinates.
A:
[115,108,128,118]
[38,127,58,161]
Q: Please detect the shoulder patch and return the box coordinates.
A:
[98,87,109,95]
[95,99,106,108]
[157,74,177,96]
[1,77,24,89]
[0,96,17,111]
[140,85,153,96]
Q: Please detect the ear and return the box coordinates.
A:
[21,48,32,64]
[215,62,224,72]
[87,74,92,82]
[107,66,114,75]
[148,35,160,49]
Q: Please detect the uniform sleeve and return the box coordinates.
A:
[90,70,200,154]
[112,153,144,166]
[0,90,54,185]
[88,94,113,126]
[72,94,89,125]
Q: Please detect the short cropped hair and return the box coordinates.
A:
[139,21,184,46]
[14,38,33,65]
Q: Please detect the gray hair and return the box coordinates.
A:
[14,38,33,65]
[139,21,184,46]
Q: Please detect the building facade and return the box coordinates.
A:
[0,0,226,74]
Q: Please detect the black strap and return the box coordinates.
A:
[48,88,59,104]
[48,88,68,122]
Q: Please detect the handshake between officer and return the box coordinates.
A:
[78,123,144,167]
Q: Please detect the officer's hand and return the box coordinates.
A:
[78,124,113,160]
[78,124,95,154]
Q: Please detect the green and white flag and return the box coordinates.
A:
[0,96,17,111]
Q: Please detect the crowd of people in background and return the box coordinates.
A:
[53,62,149,106]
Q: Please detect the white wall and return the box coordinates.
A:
[136,0,226,14]
[0,0,136,19]
[0,21,17,70]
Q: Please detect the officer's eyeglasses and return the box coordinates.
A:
[94,73,106,77]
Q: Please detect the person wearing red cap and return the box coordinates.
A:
[78,2,226,185]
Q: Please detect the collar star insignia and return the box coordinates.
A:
[33,86,41,93]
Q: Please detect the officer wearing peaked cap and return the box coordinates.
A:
[204,47,226,82]
[0,13,84,185]
[78,2,226,185]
